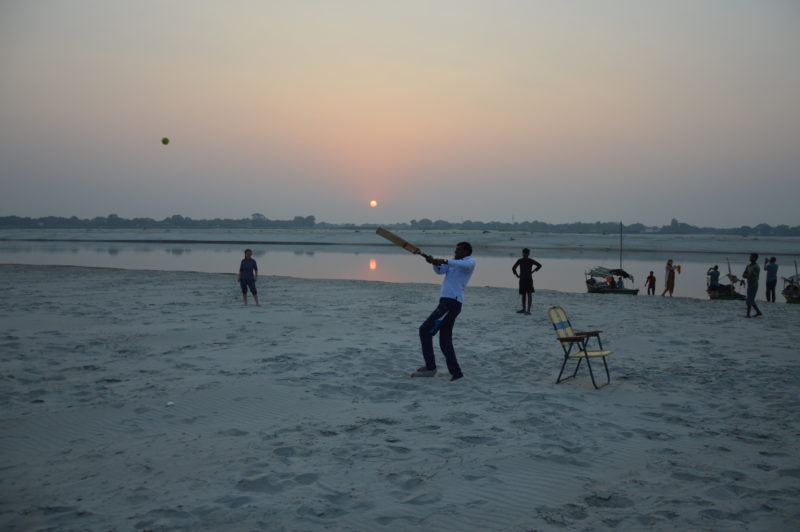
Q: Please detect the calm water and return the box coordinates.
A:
[0,239,777,301]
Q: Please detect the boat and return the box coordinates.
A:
[782,275,800,303]
[585,266,640,295]
[782,261,800,303]
[585,223,639,295]
[707,259,745,300]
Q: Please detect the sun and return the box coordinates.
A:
[369,200,378,208]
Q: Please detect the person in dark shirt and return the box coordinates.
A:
[512,248,542,315]
[645,271,656,296]
[742,253,762,318]
[238,249,259,306]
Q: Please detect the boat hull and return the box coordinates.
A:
[708,291,746,301]
[587,287,639,295]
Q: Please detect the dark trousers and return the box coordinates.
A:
[766,280,777,302]
[419,297,463,377]
[746,282,761,316]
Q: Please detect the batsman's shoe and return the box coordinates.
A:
[411,366,437,377]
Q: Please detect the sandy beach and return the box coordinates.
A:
[1,264,798,531]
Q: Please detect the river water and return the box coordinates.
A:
[3,232,794,301]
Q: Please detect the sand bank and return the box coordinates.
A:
[1,265,798,531]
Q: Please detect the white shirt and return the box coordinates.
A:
[434,256,476,303]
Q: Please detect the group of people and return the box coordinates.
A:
[643,259,679,297]
[236,244,783,383]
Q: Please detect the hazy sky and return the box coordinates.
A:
[1,0,799,226]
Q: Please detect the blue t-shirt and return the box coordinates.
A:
[239,258,258,281]
[764,263,778,282]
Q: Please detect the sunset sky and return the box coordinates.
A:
[1,0,799,226]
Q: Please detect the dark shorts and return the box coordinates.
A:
[519,276,534,294]
[240,279,257,295]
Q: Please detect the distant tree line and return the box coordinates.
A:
[386,217,800,236]
[0,214,798,236]
[0,213,316,229]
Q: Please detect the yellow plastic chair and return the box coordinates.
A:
[547,306,613,389]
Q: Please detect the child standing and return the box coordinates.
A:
[645,271,656,295]
[238,249,259,306]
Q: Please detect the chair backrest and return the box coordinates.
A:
[548,306,575,338]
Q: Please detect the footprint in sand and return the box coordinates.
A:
[237,475,287,493]
[293,473,319,485]
[584,493,634,508]
[218,428,249,436]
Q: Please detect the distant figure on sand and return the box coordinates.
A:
[646,271,656,295]
[707,265,720,288]
[412,242,475,381]
[238,249,259,306]
[661,259,676,297]
[764,257,778,302]
[512,248,542,315]
[742,253,763,318]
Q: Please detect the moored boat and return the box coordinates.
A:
[707,260,745,300]
[586,266,640,295]
[782,274,800,304]
[585,222,639,295]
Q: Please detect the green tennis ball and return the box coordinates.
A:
[161,137,170,145]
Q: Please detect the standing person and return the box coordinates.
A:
[707,265,721,289]
[661,259,676,297]
[645,271,656,296]
[764,257,779,302]
[412,242,475,381]
[742,253,763,317]
[512,248,542,315]
[238,249,259,306]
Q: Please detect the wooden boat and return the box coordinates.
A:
[585,223,640,295]
[782,267,800,303]
[782,278,800,303]
[707,282,745,300]
[707,260,745,300]
[586,266,640,295]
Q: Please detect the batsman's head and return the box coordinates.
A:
[455,242,472,259]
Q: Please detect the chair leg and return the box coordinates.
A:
[571,357,582,378]
[584,355,597,388]
[584,355,611,389]
[556,356,570,383]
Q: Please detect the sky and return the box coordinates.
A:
[1,0,799,227]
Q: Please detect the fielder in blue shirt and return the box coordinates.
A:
[764,257,779,302]
[411,242,475,381]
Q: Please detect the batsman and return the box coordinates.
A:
[412,241,476,381]
[374,229,476,381]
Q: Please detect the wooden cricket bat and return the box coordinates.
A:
[376,227,421,254]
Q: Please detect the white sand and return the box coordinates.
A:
[1,264,798,531]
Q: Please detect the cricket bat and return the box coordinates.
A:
[376,227,422,255]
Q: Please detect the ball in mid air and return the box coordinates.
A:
[161,137,170,145]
